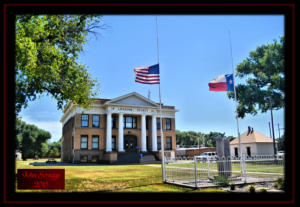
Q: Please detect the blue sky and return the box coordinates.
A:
[19,15,285,142]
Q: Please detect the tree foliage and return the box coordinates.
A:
[16,15,102,114]
[47,141,61,158]
[176,131,205,147]
[277,133,285,151]
[176,130,231,148]
[227,37,285,118]
[16,118,51,159]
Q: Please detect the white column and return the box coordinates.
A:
[152,115,157,152]
[141,114,147,152]
[118,113,124,152]
[106,113,112,152]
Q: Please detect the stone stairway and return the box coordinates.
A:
[139,152,161,164]
[114,152,161,165]
[115,152,140,164]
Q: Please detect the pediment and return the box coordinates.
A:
[105,92,159,107]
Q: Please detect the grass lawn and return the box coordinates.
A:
[167,160,284,175]
[15,159,227,193]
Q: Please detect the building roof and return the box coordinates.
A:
[91,92,175,109]
[230,130,276,145]
[61,92,177,124]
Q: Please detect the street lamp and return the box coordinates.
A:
[266,96,277,158]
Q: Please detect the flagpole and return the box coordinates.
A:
[156,16,166,182]
[228,30,244,179]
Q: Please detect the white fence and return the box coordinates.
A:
[165,155,284,188]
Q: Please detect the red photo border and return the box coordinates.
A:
[3,3,295,204]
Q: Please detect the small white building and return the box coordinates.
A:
[230,129,277,157]
[16,150,22,160]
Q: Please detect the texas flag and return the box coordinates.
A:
[208,74,234,92]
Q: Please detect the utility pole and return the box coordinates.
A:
[278,123,280,139]
[266,97,277,158]
[269,122,272,139]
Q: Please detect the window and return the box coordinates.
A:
[81,114,89,127]
[112,115,116,128]
[91,155,98,163]
[92,136,99,149]
[81,135,88,149]
[124,116,137,129]
[166,119,172,130]
[234,147,238,157]
[80,155,88,163]
[157,136,161,150]
[112,136,116,151]
[92,115,100,127]
[166,137,172,150]
[247,147,251,157]
[157,118,161,130]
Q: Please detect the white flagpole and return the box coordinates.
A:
[228,30,244,179]
[156,16,166,182]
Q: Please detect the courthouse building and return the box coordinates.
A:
[60,92,178,164]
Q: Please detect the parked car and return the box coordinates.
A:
[197,152,218,161]
[277,151,285,158]
[46,158,57,164]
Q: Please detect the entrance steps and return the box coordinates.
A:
[115,152,140,164]
[114,152,161,165]
[139,152,161,164]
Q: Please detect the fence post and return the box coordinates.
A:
[207,159,210,179]
[242,154,247,183]
[163,153,167,182]
[194,156,198,188]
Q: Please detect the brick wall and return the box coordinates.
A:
[62,113,176,163]
[176,147,216,157]
[62,116,74,162]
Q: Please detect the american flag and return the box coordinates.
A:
[134,64,160,84]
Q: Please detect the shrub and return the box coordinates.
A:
[214,176,230,187]
[259,188,267,193]
[274,178,284,190]
[249,185,256,193]
[230,184,235,191]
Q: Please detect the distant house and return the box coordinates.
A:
[230,128,277,157]
[16,150,22,160]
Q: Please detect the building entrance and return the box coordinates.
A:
[124,135,138,152]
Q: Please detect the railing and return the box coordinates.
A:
[165,155,284,188]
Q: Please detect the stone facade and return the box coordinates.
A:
[61,92,178,163]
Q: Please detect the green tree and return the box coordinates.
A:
[41,142,49,158]
[176,130,222,148]
[16,15,102,114]
[34,129,51,157]
[204,132,225,147]
[16,117,26,150]
[16,118,51,159]
[227,37,284,118]
[277,133,285,151]
[47,141,61,158]
[227,136,236,142]
[21,130,34,160]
